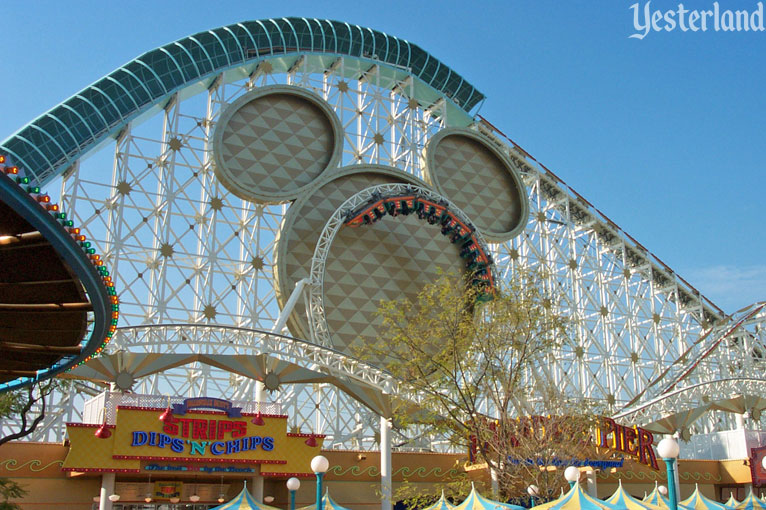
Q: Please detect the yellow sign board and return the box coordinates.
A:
[63,399,324,477]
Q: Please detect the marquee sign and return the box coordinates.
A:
[469,416,659,471]
[63,399,324,476]
[597,417,658,470]
[171,397,242,417]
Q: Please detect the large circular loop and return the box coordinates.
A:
[213,85,343,204]
[424,128,529,242]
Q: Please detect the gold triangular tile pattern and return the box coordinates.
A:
[432,135,523,235]
[218,93,334,198]
[323,214,463,357]
[278,171,410,340]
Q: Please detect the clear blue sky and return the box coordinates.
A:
[2,0,764,312]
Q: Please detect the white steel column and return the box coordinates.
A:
[250,468,264,501]
[381,416,392,510]
[99,472,115,510]
[586,469,598,497]
[490,468,499,497]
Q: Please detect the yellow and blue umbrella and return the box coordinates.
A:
[680,485,730,510]
[453,483,525,510]
[531,482,617,510]
[606,480,666,510]
[735,491,766,510]
[725,493,740,509]
[211,482,282,510]
[298,490,353,510]
[422,491,456,510]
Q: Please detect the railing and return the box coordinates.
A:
[82,391,281,425]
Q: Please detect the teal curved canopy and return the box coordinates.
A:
[1,17,484,186]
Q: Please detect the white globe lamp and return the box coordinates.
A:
[657,437,680,510]
[312,455,330,510]
[657,437,680,459]
[311,455,329,473]
[564,466,580,486]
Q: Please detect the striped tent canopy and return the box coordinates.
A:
[644,484,671,509]
[735,491,766,510]
[298,489,353,510]
[606,480,666,510]
[211,483,282,510]
[453,483,525,510]
[680,485,730,510]
[725,493,740,509]
[422,491,456,510]
[531,483,617,510]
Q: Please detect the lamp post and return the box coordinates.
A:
[657,437,680,510]
[527,485,539,507]
[564,466,580,488]
[311,455,330,510]
[287,477,301,510]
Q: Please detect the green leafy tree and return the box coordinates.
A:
[0,380,59,446]
[364,270,607,502]
[0,478,25,510]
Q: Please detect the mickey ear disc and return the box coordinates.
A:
[424,128,529,243]
[213,85,343,204]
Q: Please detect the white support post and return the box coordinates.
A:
[255,381,265,410]
[250,467,264,502]
[99,472,115,510]
[273,278,309,334]
[381,416,392,510]
[586,469,598,497]
[490,468,499,498]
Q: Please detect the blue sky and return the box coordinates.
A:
[2,0,764,312]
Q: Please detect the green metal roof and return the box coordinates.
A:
[1,17,484,186]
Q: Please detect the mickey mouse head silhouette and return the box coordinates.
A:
[213,85,528,356]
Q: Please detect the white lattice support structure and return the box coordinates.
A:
[615,302,766,434]
[5,51,756,448]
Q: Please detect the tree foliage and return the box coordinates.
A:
[0,478,26,510]
[0,380,59,446]
[364,270,608,502]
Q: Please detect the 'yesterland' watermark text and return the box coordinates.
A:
[630,1,765,39]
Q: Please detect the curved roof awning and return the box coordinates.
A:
[1,17,485,187]
[0,162,112,391]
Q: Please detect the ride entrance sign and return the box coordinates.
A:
[62,397,324,476]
